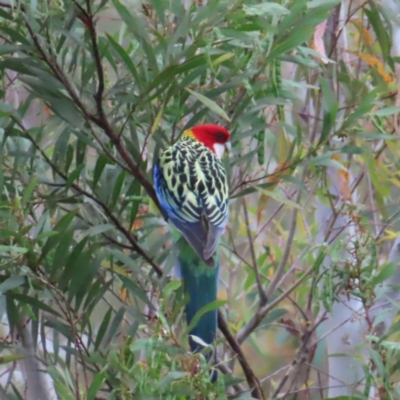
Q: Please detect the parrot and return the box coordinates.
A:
[153,124,231,370]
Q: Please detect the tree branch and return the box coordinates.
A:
[12,117,163,277]
[218,311,265,400]
[21,9,161,211]
[236,166,308,344]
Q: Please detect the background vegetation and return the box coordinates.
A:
[0,0,400,398]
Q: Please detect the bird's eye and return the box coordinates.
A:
[216,132,225,141]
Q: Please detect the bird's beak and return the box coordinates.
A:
[225,141,231,154]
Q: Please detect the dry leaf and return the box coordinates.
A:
[257,160,290,223]
[119,286,131,305]
[350,19,373,46]
[347,50,394,83]
[43,104,52,116]
[312,20,328,64]
[131,204,149,230]
[332,154,352,201]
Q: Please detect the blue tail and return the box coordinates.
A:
[177,238,218,372]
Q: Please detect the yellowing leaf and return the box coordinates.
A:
[383,230,399,240]
[348,50,393,83]
[119,286,131,304]
[43,104,53,116]
[213,52,235,66]
[257,187,301,211]
[131,204,149,230]
[217,286,228,301]
[389,178,400,189]
[278,128,289,162]
[0,354,26,365]
[338,169,352,201]
[297,212,306,237]
[150,101,165,136]
[332,154,352,201]
[350,19,373,46]
[101,260,130,276]
[256,160,291,223]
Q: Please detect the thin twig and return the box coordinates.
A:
[264,182,303,300]
[236,164,308,344]
[22,11,160,210]
[242,198,267,305]
[12,117,163,277]
[236,258,316,344]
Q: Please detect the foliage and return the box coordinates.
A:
[0,0,400,399]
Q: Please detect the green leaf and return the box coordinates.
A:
[0,102,16,115]
[0,44,32,56]
[1,25,31,45]
[268,26,314,60]
[368,348,385,377]
[243,3,289,17]
[61,238,89,287]
[341,146,364,155]
[93,155,108,188]
[307,0,341,7]
[0,245,29,255]
[256,187,302,209]
[87,371,106,400]
[185,88,231,122]
[111,0,158,72]
[365,4,390,61]
[7,293,61,318]
[357,132,396,140]
[185,300,227,335]
[0,166,3,196]
[318,77,338,145]
[312,157,347,171]
[149,0,166,25]
[104,306,125,346]
[81,224,114,238]
[323,397,363,400]
[111,170,126,208]
[0,354,26,364]
[0,276,25,293]
[163,280,181,300]
[373,107,400,117]
[52,230,74,275]
[94,308,112,350]
[260,308,288,326]
[212,52,235,66]
[111,0,149,41]
[155,371,189,389]
[110,249,145,276]
[118,274,154,310]
[342,90,377,130]
[320,77,337,114]
[106,34,141,86]
[379,340,400,352]
[22,176,38,207]
[45,319,73,341]
[66,164,85,189]
[372,263,396,286]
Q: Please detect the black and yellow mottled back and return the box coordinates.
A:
[154,136,229,265]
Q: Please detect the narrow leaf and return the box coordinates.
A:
[185,88,231,122]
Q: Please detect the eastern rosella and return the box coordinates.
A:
[154,124,231,366]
